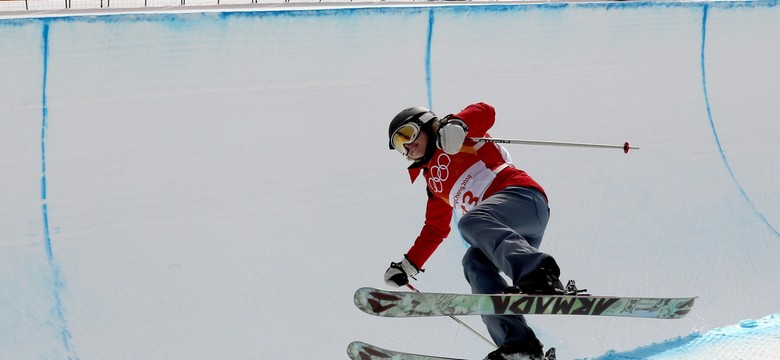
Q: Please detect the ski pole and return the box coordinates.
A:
[405,283,497,349]
[471,137,638,154]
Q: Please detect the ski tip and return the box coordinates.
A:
[353,288,368,308]
[353,287,395,317]
[353,287,376,299]
[347,341,371,360]
[346,341,365,360]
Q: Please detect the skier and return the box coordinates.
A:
[383,102,563,360]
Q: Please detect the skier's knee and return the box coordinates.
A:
[461,247,485,268]
[458,210,485,238]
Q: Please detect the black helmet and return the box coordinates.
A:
[388,106,438,150]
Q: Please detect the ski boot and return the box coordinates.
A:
[484,338,545,360]
[483,341,557,359]
[511,262,565,295]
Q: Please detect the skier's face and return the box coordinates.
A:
[404,130,428,161]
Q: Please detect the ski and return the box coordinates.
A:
[347,341,556,360]
[354,287,696,320]
[347,341,464,360]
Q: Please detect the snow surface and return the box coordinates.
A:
[0,1,778,359]
[595,314,780,359]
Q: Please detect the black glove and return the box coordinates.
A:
[383,257,421,288]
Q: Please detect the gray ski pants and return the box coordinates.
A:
[458,186,552,347]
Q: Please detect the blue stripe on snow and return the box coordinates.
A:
[425,8,434,111]
[40,21,79,360]
[699,5,780,239]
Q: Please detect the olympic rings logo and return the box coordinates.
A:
[428,153,451,193]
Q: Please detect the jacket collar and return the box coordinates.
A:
[407,163,423,183]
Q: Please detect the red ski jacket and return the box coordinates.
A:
[405,102,546,269]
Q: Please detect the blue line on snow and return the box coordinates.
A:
[699,5,780,238]
[41,24,52,262]
[40,22,78,360]
[425,9,434,110]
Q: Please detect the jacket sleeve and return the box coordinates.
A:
[405,190,453,269]
[452,102,495,138]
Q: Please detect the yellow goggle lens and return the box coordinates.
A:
[391,123,420,155]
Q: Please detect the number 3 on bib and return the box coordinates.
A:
[460,191,479,213]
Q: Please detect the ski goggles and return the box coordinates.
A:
[390,122,422,156]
